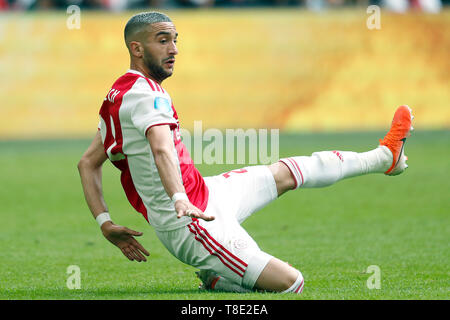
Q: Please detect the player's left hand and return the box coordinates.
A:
[101,222,150,262]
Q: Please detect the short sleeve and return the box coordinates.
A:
[128,79,178,136]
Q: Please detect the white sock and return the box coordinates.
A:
[280,146,393,189]
[358,146,393,174]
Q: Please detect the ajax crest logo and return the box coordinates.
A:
[154,97,171,113]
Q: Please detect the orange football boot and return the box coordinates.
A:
[380,105,414,176]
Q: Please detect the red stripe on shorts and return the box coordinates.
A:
[188,223,246,278]
[194,220,248,268]
[191,222,246,273]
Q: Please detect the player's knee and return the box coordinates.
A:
[281,269,304,294]
[253,257,304,293]
[268,162,296,195]
[279,269,300,291]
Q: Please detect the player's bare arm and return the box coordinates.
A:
[78,131,109,215]
[146,124,214,221]
[78,131,150,262]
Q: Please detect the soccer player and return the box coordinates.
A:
[77,12,414,294]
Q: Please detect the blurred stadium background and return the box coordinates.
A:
[0,0,449,139]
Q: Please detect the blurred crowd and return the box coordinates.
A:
[0,0,446,12]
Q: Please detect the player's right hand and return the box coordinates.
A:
[175,200,215,221]
[100,222,150,262]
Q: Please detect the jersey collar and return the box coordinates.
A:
[127,69,146,77]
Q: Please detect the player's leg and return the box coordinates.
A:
[269,146,393,195]
[196,251,304,294]
[253,257,304,293]
[271,105,414,196]
[192,168,303,294]
[205,165,279,225]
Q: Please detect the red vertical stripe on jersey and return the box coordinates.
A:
[154,82,161,92]
[171,104,178,119]
[142,77,165,94]
[119,161,149,222]
[144,78,156,91]
[99,73,150,222]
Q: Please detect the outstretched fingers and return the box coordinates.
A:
[121,245,147,262]
[118,229,150,262]
[121,247,135,261]
[131,238,150,257]
[130,238,150,261]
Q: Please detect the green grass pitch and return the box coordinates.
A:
[0,131,448,300]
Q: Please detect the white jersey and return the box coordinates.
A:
[99,70,209,231]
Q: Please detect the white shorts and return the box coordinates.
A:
[155,165,278,289]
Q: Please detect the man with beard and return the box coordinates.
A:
[78,12,413,294]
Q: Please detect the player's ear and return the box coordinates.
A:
[129,41,144,58]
